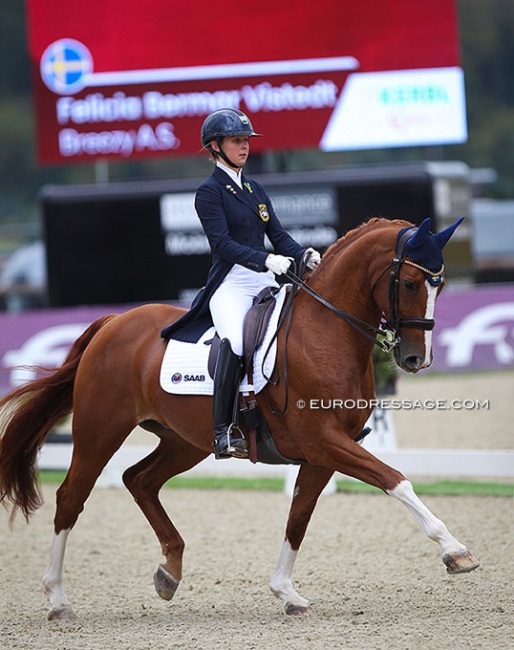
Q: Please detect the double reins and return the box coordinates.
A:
[263,229,442,415]
[285,267,394,351]
[286,227,438,353]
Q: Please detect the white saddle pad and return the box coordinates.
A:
[160,285,288,395]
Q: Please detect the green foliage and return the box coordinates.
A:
[372,336,398,395]
[0,1,31,97]
[448,0,514,196]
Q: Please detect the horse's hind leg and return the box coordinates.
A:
[388,480,480,573]
[122,432,208,602]
[43,407,136,620]
[270,464,334,615]
[43,529,74,620]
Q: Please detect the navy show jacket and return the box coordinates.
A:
[161,166,306,342]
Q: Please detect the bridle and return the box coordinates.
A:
[264,225,444,416]
[285,226,443,354]
[374,226,442,343]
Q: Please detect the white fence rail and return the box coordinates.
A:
[38,409,514,488]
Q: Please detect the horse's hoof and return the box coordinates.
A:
[443,550,480,574]
[285,602,314,616]
[48,605,76,621]
[154,565,180,601]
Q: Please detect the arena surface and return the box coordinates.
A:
[1,371,513,650]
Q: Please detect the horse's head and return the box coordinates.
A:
[377,216,464,373]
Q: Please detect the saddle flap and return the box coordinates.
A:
[206,335,221,379]
[242,286,279,366]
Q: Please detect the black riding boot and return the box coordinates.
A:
[212,338,248,460]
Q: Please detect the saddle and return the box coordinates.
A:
[207,285,302,466]
[159,284,302,464]
[207,286,280,379]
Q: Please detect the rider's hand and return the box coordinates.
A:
[265,254,293,276]
[306,248,321,269]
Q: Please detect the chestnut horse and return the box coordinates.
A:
[0,217,479,621]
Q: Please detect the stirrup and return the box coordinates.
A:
[213,425,248,460]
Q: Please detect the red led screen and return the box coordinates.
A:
[26,0,466,164]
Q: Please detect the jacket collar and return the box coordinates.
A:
[212,166,259,213]
[216,160,243,188]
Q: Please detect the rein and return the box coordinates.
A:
[261,256,307,416]
[285,268,393,352]
[262,228,442,416]
[286,227,439,352]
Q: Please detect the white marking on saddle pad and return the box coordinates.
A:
[160,285,289,395]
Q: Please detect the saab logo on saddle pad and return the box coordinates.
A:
[171,372,206,383]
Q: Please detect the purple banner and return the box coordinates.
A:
[1,286,514,394]
[430,285,514,372]
[0,305,130,394]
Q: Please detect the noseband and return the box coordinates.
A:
[286,227,444,353]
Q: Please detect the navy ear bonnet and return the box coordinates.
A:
[396,217,464,284]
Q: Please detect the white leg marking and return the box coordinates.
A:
[422,281,438,367]
[269,540,310,608]
[42,529,71,612]
[388,480,466,556]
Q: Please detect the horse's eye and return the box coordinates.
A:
[403,279,416,292]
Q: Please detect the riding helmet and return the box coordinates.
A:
[200,108,262,149]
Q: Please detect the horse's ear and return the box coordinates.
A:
[406,217,432,248]
[434,216,465,249]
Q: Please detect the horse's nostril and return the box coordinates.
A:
[404,355,423,371]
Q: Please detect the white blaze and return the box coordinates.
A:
[423,280,438,367]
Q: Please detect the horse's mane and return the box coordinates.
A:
[310,217,412,278]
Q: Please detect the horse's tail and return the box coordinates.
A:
[0,314,116,525]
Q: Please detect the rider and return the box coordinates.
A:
[161,108,321,459]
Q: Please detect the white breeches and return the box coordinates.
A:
[209,264,278,356]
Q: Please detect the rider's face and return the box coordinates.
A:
[214,135,250,167]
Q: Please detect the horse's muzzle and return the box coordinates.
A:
[395,347,432,373]
[402,354,424,373]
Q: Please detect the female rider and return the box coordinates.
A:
[162,108,320,459]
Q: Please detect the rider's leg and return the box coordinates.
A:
[209,279,252,459]
[211,338,247,459]
[209,266,278,458]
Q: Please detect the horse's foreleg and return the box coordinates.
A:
[388,480,480,573]
[42,529,75,621]
[270,464,334,615]
[304,434,480,576]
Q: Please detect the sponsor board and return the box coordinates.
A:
[26,0,465,164]
[1,286,513,394]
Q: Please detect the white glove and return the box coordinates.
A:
[265,254,293,276]
[306,247,321,269]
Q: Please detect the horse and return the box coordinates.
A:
[0,216,479,621]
